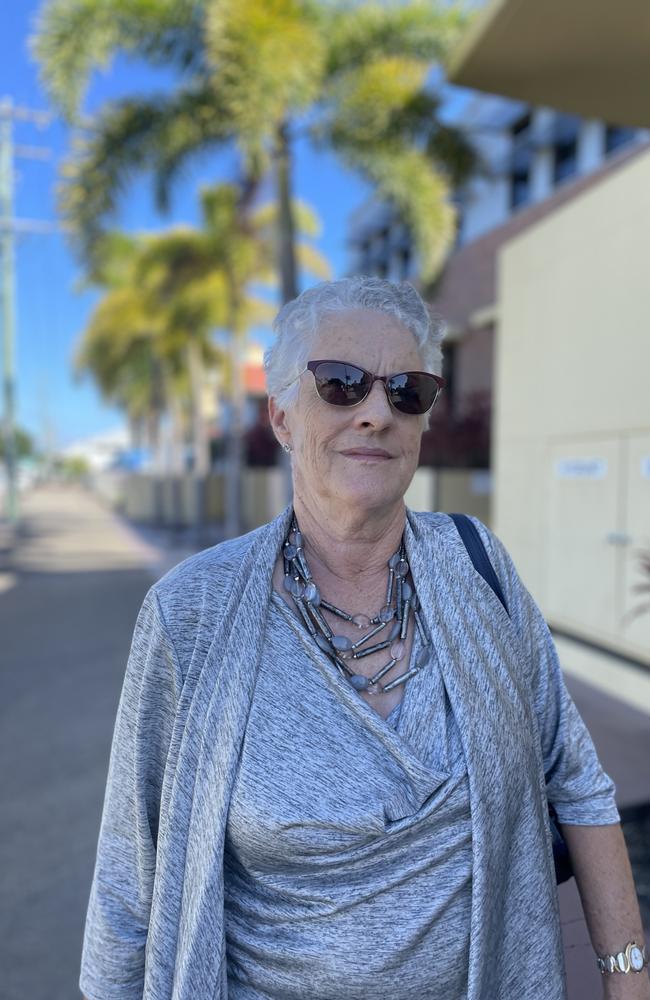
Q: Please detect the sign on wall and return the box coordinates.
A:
[554,458,608,479]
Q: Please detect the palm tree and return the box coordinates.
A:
[32,0,475,299]
[76,184,329,531]
[75,231,224,474]
[129,183,328,531]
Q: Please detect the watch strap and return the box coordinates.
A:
[597,941,648,975]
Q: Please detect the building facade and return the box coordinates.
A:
[348,96,645,451]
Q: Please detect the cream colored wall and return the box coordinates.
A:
[494,150,650,662]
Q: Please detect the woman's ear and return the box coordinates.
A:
[268,396,290,448]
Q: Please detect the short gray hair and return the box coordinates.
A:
[264,277,445,417]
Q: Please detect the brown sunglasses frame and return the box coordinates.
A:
[304,359,445,413]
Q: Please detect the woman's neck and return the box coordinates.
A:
[291,492,406,587]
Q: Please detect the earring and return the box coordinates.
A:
[282,442,292,454]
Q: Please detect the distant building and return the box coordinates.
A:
[61,426,131,472]
[444,0,650,666]
[349,96,644,278]
[210,343,279,467]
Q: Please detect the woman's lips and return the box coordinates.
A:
[340,449,393,461]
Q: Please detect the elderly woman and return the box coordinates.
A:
[80,277,648,1000]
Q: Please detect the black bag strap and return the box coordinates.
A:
[447,514,573,883]
[447,513,509,616]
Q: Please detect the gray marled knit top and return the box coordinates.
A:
[224,597,471,999]
[79,508,620,1000]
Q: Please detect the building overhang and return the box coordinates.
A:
[449,0,650,129]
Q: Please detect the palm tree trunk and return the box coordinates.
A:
[167,391,186,476]
[274,120,299,304]
[146,409,162,471]
[224,323,245,539]
[128,414,143,450]
[149,356,165,471]
[187,339,209,477]
[273,121,299,506]
[186,338,210,535]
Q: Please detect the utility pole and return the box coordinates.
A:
[0,98,17,522]
[0,97,54,523]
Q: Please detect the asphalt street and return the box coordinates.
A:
[1,485,648,999]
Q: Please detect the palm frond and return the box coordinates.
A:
[204,0,326,152]
[344,144,456,282]
[136,228,215,298]
[326,55,429,144]
[58,85,234,258]
[324,0,471,80]
[425,122,479,188]
[247,198,322,241]
[297,242,332,280]
[31,0,204,119]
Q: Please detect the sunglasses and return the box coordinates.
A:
[297,360,445,415]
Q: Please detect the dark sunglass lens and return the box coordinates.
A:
[388,373,438,414]
[313,362,369,406]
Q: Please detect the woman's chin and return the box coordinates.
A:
[331,479,407,513]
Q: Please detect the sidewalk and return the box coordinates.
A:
[554,636,650,998]
[1,486,160,1000]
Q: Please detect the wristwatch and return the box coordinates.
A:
[597,940,649,975]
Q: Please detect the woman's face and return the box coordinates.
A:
[270,308,427,516]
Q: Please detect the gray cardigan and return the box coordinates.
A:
[80,506,618,1000]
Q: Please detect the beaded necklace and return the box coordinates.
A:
[282,514,431,695]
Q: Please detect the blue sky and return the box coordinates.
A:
[1,2,470,448]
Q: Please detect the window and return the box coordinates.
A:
[552,114,579,185]
[398,245,411,280]
[510,167,530,209]
[605,125,636,155]
[553,138,577,184]
[509,112,532,210]
[511,112,532,138]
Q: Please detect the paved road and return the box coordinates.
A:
[1,486,648,999]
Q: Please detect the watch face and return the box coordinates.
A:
[630,946,644,972]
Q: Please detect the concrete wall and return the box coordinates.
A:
[117,467,493,535]
[494,148,650,663]
[437,470,491,525]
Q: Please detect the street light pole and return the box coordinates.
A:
[0,97,17,522]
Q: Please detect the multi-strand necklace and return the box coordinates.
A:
[282,515,431,695]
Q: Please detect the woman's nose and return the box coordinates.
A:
[352,379,393,427]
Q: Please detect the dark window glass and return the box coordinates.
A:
[553,138,577,184]
[510,112,532,210]
[510,168,530,209]
[511,112,532,137]
[605,125,636,154]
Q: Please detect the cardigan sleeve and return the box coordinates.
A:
[79,587,183,1000]
[470,518,620,827]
